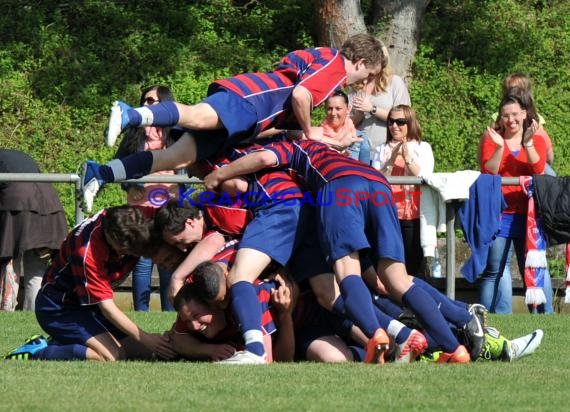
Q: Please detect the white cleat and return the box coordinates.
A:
[510,329,544,360]
[218,350,267,365]
[106,100,126,147]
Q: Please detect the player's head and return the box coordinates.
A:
[173,282,226,339]
[340,33,386,85]
[192,260,229,309]
[155,199,204,252]
[144,241,186,271]
[103,205,155,256]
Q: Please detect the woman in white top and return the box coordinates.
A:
[372,105,434,277]
[350,44,411,160]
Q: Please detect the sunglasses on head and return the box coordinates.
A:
[387,118,408,126]
[143,96,160,105]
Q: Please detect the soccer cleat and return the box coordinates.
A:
[481,326,511,361]
[462,312,485,361]
[468,303,487,329]
[436,345,471,364]
[4,335,48,360]
[80,161,106,213]
[364,328,390,364]
[419,351,441,363]
[394,329,428,364]
[510,329,544,361]
[106,100,132,147]
[218,350,267,365]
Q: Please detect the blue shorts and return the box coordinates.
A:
[238,201,302,266]
[35,289,127,345]
[288,206,332,282]
[203,89,258,146]
[317,176,405,264]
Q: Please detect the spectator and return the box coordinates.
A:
[371,105,434,278]
[114,85,180,312]
[320,90,371,164]
[478,93,553,314]
[349,43,411,160]
[0,150,67,311]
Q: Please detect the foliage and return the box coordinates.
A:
[0,0,569,225]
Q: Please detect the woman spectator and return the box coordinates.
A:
[320,90,370,164]
[350,43,411,161]
[371,105,434,278]
[114,85,180,312]
[479,93,553,314]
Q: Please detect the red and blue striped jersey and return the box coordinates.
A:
[264,140,390,191]
[41,210,138,306]
[209,47,346,135]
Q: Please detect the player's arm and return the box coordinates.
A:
[170,330,236,361]
[291,85,319,141]
[98,299,177,359]
[168,231,227,301]
[203,150,278,191]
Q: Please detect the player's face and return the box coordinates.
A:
[179,299,226,339]
[163,218,203,252]
[346,59,382,86]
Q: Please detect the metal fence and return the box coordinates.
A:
[0,172,520,299]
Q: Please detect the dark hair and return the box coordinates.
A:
[154,199,202,236]
[115,85,175,155]
[386,104,422,143]
[103,205,155,256]
[192,261,226,303]
[327,89,349,106]
[173,282,202,312]
[340,33,385,69]
[501,86,539,124]
[498,93,532,132]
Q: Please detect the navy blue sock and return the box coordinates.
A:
[230,281,265,357]
[331,296,346,316]
[372,294,404,319]
[34,344,87,360]
[131,101,180,127]
[412,277,471,327]
[402,284,459,353]
[103,151,154,182]
[339,275,380,338]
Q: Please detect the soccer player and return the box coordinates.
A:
[80,33,386,212]
[171,242,296,363]
[5,206,177,361]
[203,138,471,363]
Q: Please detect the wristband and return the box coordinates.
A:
[523,140,534,148]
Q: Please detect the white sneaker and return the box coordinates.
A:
[218,350,267,365]
[510,329,544,360]
[106,100,131,147]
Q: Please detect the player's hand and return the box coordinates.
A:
[168,277,185,304]
[304,126,324,142]
[336,130,363,149]
[271,274,296,316]
[207,344,237,361]
[203,170,223,191]
[141,332,177,360]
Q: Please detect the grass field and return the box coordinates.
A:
[1,311,567,412]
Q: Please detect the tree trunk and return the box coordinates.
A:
[371,0,430,83]
[314,0,367,48]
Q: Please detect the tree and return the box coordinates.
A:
[314,0,366,48]
[314,0,430,81]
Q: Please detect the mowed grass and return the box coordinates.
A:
[1,311,567,412]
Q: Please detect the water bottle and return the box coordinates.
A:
[432,248,442,278]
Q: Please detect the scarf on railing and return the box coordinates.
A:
[520,176,547,306]
[565,243,570,304]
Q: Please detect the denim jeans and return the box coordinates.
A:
[479,237,553,314]
[131,257,174,311]
[347,136,371,165]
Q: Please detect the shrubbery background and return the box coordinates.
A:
[1,0,568,225]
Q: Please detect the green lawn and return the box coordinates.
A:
[1,311,566,412]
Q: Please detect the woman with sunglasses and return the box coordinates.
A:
[371,105,434,278]
[113,85,180,312]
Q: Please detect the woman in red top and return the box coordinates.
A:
[479,93,551,314]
